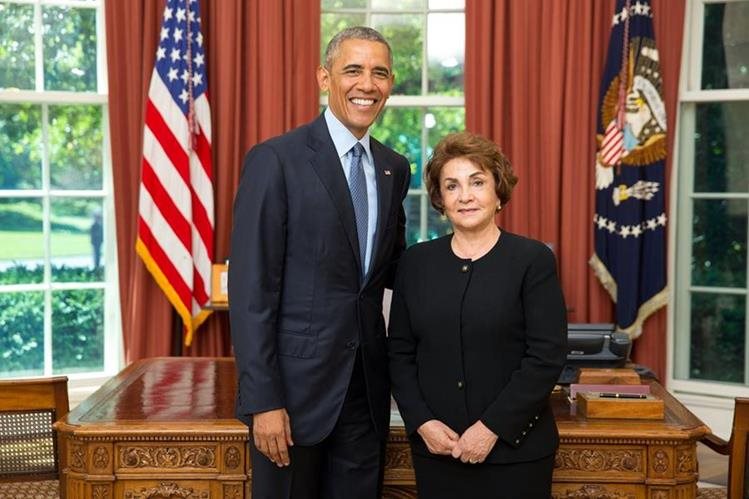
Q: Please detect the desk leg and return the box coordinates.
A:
[646,443,699,499]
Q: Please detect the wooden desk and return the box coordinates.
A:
[55,357,710,499]
[551,381,709,499]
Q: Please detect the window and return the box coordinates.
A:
[671,0,749,397]
[321,0,465,246]
[0,0,120,378]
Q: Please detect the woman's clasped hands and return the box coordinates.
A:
[417,419,499,465]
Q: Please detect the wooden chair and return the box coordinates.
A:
[700,397,749,499]
[0,376,69,499]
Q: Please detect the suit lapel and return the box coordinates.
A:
[363,139,394,287]
[307,115,363,272]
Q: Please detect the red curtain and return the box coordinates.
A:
[105,0,320,362]
[465,0,685,382]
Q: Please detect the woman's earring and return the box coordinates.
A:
[496,202,502,212]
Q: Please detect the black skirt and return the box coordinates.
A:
[411,452,555,499]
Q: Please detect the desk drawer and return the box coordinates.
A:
[116,443,220,474]
[554,444,646,481]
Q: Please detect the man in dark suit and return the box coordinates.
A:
[228,26,410,499]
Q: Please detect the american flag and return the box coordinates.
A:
[136,0,214,346]
[590,0,668,336]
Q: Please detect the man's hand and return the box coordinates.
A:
[451,420,498,464]
[253,408,294,467]
[417,420,459,456]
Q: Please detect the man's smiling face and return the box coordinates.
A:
[317,39,394,139]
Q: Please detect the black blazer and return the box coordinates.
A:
[388,232,567,464]
[228,114,410,446]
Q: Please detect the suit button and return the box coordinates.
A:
[457,381,464,389]
[522,430,527,436]
[359,295,364,301]
[346,340,357,350]
[461,264,469,273]
[515,439,520,444]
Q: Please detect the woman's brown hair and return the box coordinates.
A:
[425,132,518,214]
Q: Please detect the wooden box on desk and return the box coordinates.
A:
[577,367,641,385]
[577,392,664,420]
[211,263,228,305]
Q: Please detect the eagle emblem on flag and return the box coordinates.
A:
[590,0,668,336]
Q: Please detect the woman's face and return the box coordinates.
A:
[439,157,499,234]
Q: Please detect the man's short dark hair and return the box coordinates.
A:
[324,26,393,69]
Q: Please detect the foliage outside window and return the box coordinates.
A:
[672,0,749,394]
[321,0,465,246]
[0,0,119,378]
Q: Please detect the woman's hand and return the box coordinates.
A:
[451,420,498,464]
[417,420,460,455]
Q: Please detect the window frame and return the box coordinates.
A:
[668,0,749,401]
[0,0,122,381]
[320,1,465,243]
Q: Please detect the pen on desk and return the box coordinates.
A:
[598,392,647,399]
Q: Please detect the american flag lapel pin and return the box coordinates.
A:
[384,170,391,176]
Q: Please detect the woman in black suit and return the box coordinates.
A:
[388,132,567,499]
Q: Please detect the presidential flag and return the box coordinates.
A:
[136,0,214,346]
[589,0,668,336]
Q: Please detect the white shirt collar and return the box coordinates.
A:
[324,107,373,164]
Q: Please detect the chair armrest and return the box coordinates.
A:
[700,432,731,456]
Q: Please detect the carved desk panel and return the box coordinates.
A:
[55,357,710,499]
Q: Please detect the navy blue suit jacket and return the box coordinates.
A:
[229,114,410,445]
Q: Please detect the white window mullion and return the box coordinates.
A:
[421,5,429,97]
[0,190,45,198]
[0,283,47,293]
[101,104,122,373]
[39,0,99,8]
[418,5,429,245]
[682,90,749,102]
[50,282,105,291]
[685,0,704,93]
[689,286,747,295]
[419,194,429,243]
[96,0,107,95]
[388,96,464,106]
[691,192,749,200]
[0,91,108,105]
[419,107,429,241]
[40,102,53,375]
[99,2,120,375]
[33,0,44,92]
[673,102,696,381]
